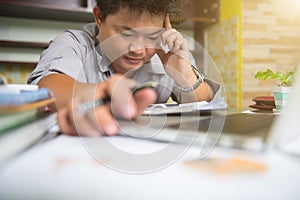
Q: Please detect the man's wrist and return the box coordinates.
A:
[175,65,204,93]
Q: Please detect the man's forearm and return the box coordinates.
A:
[180,81,214,103]
[38,74,76,110]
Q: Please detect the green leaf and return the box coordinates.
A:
[254,67,298,86]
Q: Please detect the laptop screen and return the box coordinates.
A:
[267,69,300,152]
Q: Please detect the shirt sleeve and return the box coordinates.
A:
[170,53,223,103]
[27,30,88,85]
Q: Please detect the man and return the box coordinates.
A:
[28,0,220,136]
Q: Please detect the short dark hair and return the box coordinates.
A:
[95,0,184,21]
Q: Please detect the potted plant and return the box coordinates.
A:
[255,67,297,110]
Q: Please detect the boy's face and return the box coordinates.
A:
[94,8,164,74]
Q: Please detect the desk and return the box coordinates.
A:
[0,128,300,199]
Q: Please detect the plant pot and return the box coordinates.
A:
[273,86,292,110]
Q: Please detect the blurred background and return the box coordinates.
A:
[1,0,300,109]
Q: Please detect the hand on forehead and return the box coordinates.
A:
[163,13,172,29]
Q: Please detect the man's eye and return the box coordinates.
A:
[120,32,133,37]
[147,36,159,41]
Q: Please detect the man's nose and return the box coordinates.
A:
[128,37,146,53]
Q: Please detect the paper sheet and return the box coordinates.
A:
[144,98,227,115]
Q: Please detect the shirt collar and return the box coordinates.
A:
[83,23,99,43]
[95,46,115,73]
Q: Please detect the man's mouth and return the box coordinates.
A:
[124,56,144,65]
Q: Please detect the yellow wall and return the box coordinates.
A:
[221,0,243,108]
[206,0,243,108]
[220,0,242,22]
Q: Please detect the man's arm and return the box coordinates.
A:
[180,80,214,103]
[38,74,76,110]
[38,74,157,136]
[157,14,215,103]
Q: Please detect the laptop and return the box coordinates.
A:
[119,69,300,153]
[171,67,300,152]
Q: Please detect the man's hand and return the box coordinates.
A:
[156,13,197,88]
[57,75,157,137]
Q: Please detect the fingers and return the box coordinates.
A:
[57,75,156,137]
[106,75,138,118]
[164,13,172,29]
[161,14,188,53]
[93,103,119,136]
[108,76,157,118]
[73,103,119,137]
[133,88,157,115]
[161,30,188,52]
[58,104,102,137]
[57,107,77,135]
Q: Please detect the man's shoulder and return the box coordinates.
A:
[53,23,97,48]
[65,23,97,39]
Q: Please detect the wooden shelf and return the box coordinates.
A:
[0,0,94,22]
[0,40,49,49]
[0,61,37,66]
[182,0,219,28]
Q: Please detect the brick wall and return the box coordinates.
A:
[206,0,300,109]
[242,0,300,108]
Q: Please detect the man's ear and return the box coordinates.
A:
[93,6,103,26]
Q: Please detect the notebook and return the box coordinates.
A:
[119,69,300,152]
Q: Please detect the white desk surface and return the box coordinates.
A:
[0,132,300,200]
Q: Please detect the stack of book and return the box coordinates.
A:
[249,96,276,111]
[0,84,58,163]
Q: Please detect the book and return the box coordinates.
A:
[0,84,38,94]
[0,98,56,133]
[0,87,51,105]
[0,94,58,163]
[249,96,276,111]
[0,110,57,163]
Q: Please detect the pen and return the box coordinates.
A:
[77,81,158,113]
